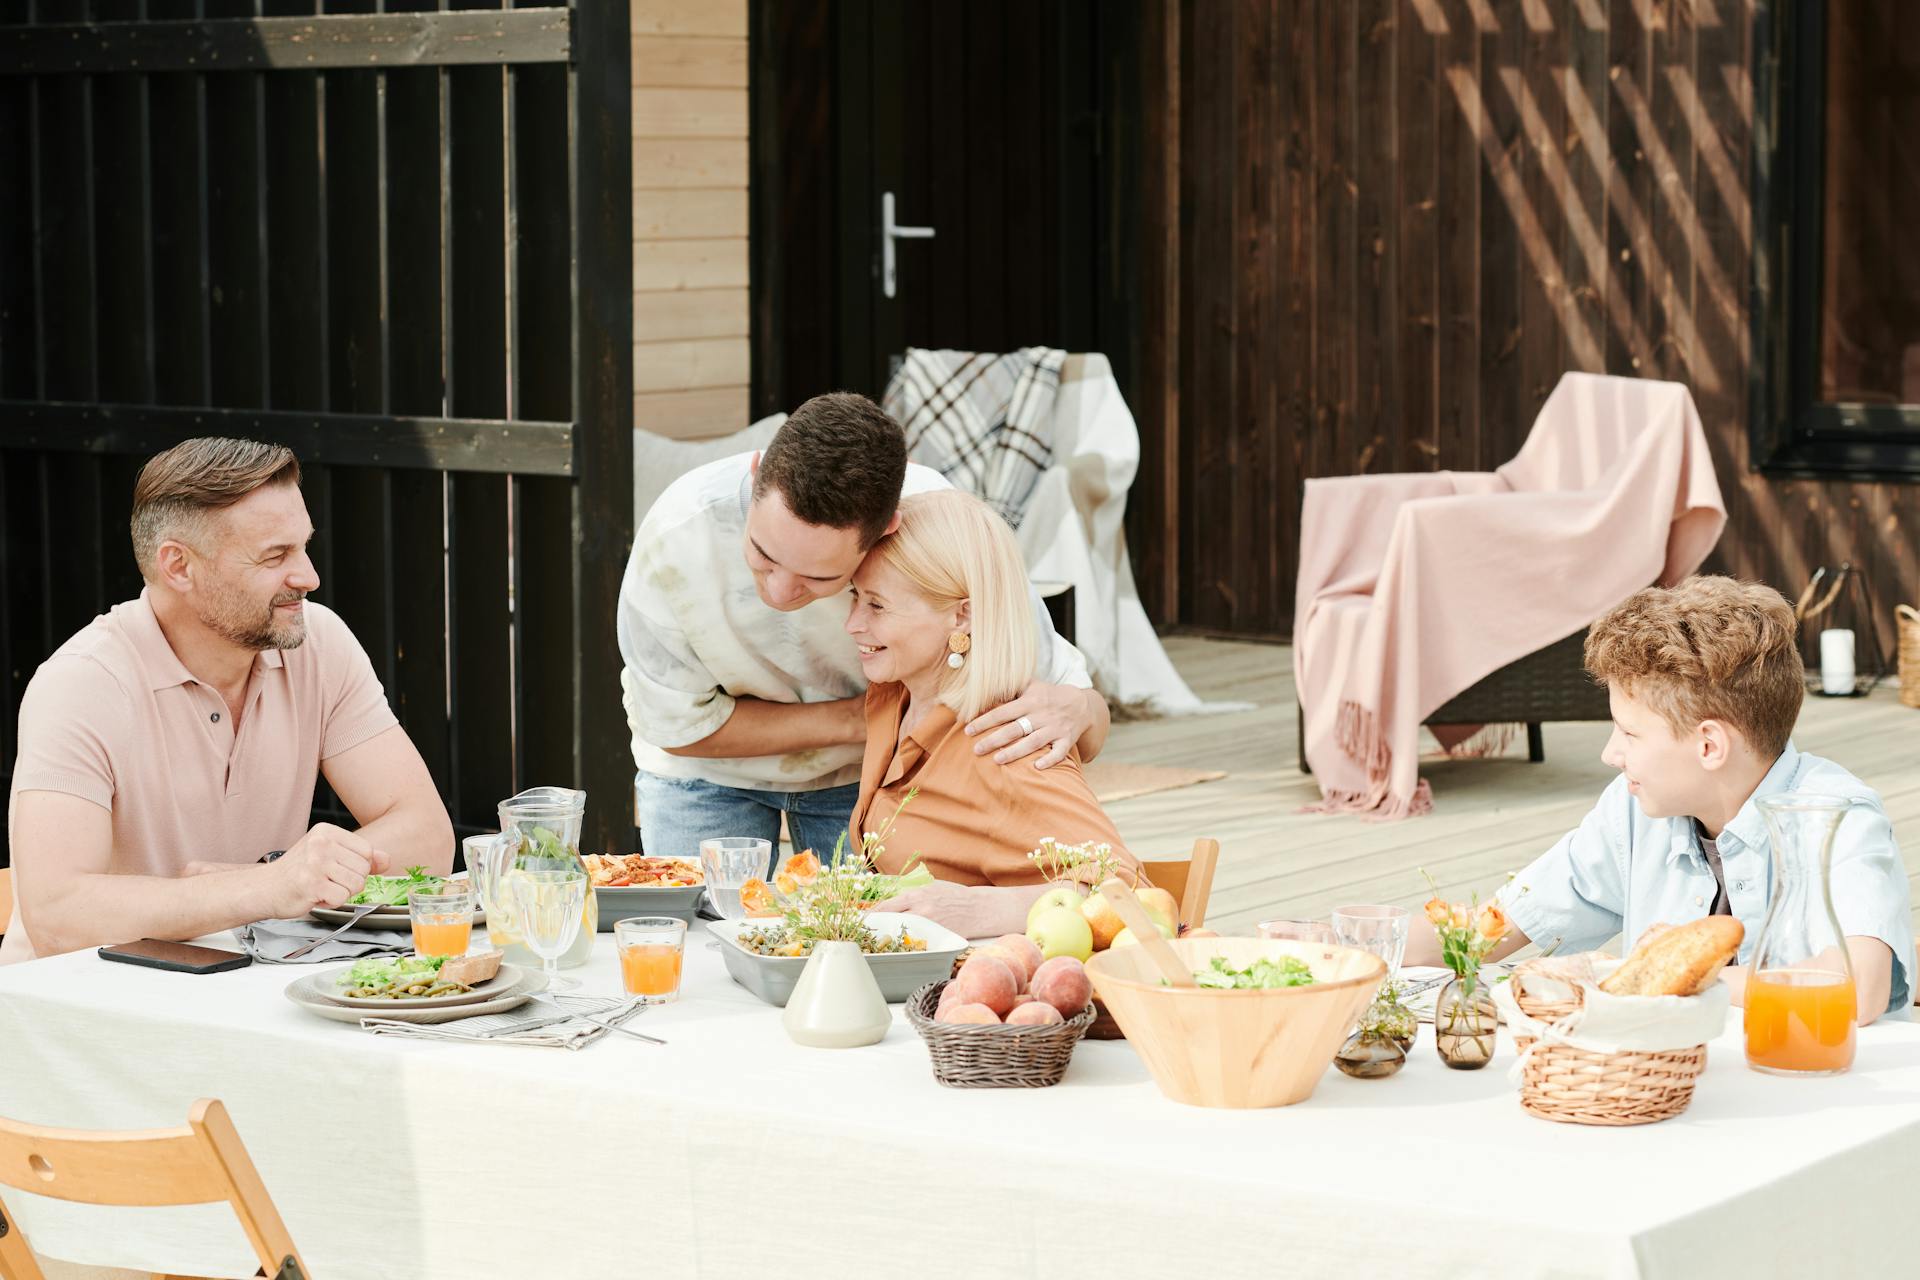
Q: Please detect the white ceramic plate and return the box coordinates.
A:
[290,961,523,1010]
[310,879,486,932]
[284,965,544,1025]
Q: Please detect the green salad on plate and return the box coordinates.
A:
[345,865,448,907]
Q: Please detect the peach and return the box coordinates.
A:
[986,933,1044,983]
[936,1002,1001,1026]
[1010,992,1036,1006]
[1030,956,1093,1017]
[976,946,1030,993]
[935,982,965,1016]
[951,953,1020,1016]
[1006,1001,1065,1027]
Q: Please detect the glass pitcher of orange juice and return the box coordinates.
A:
[476,786,599,970]
[1745,792,1861,1076]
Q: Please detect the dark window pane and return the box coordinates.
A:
[1818,0,1920,405]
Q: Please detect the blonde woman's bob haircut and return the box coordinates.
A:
[868,489,1037,723]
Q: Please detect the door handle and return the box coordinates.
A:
[882,191,935,299]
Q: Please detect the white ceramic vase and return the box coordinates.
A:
[782,940,891,1048]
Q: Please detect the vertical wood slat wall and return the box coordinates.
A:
[1131,0,1916,658]
[631,0,751,439]
[0,3,635,860]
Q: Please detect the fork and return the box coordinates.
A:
[526,993,668,1045]
[281,902,383,960]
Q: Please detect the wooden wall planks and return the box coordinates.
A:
[1134,0,1917,657]
[631,0,750,440]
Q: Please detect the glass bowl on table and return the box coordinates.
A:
[408,886,475,958]
[615,916,688,1004]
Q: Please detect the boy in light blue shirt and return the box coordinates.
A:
[1404,577,1912,1022]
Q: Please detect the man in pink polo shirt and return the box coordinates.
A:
[2,438,454,963]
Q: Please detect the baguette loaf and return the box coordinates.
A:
[1598,917,1744,997]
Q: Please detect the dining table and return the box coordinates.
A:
[1,930,1916,1280]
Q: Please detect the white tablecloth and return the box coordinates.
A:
[1,938,1916,1279]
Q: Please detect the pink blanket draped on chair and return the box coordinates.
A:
[1294,373,1728,819]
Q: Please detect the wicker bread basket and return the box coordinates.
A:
[1898,604,1920,710]
[1507,981,1708,1127]
[907,980,1095,1088]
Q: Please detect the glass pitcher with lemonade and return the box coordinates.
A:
[1745,792,1860,1076]
[474,786,599,970]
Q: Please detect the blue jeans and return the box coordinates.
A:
[634,772,862,873]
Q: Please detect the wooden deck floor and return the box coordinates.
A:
[1101,637,1920,940]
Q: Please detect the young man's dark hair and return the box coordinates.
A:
[752,392,908,548]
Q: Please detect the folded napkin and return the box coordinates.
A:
[361,993,651,1051]
[237,917,412,964]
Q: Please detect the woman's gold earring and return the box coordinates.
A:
[947,632,970,669]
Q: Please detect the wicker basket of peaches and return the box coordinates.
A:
[908,934,1098,1088]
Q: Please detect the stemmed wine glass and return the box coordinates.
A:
[509,867,588,991]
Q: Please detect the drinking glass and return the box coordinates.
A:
[1332,904,1411,981]
[1258,918,1335,944]
[699,837,774,920]
[615,916,688,1004]
[510,868,588,990]
[409,887,474,958]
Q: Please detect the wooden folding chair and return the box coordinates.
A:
[1140,838,1220,930]
[0,1098,308,1280]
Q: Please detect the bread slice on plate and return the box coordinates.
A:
[438,950,504,988]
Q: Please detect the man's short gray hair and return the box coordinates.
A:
[130,438,301,580]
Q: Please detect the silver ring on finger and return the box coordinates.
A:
[1017,715,1035,737]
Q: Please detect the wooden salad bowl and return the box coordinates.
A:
[1085,937,1385,1109]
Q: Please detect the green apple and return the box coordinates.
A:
[1110,917,1176,949]
[1025,884,1085,930]
[1137,886,1180,934]
[1026,906,1094,962]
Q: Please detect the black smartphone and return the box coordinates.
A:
[98,939,253,975]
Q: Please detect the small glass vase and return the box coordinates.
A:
[1434,973,1497,1070]
[1334,1028,1406,1079]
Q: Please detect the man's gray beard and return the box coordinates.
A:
[204,604,307,651]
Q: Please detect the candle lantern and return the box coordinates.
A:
[1794,563,1890,698]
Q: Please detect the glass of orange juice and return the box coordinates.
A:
[615,916,687,1004]
[410,887,475,958]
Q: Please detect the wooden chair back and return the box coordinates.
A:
[0,1099,307,1279]
[1140,838,1220,929]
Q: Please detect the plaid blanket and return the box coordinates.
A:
[882,346,1068,526]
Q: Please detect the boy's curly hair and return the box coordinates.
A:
[1584,576,1803,756]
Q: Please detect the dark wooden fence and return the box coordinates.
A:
[0,1,633,861]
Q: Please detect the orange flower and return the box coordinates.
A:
[739,877,778,918]
[1423,898,1451,927]
[1448,904,1469,930]
[1475,902,1510,943]
[778,850,822,884]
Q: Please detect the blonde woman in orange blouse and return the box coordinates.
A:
[847,490,1143,937]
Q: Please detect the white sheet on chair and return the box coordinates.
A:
[1012,356,1243,716]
